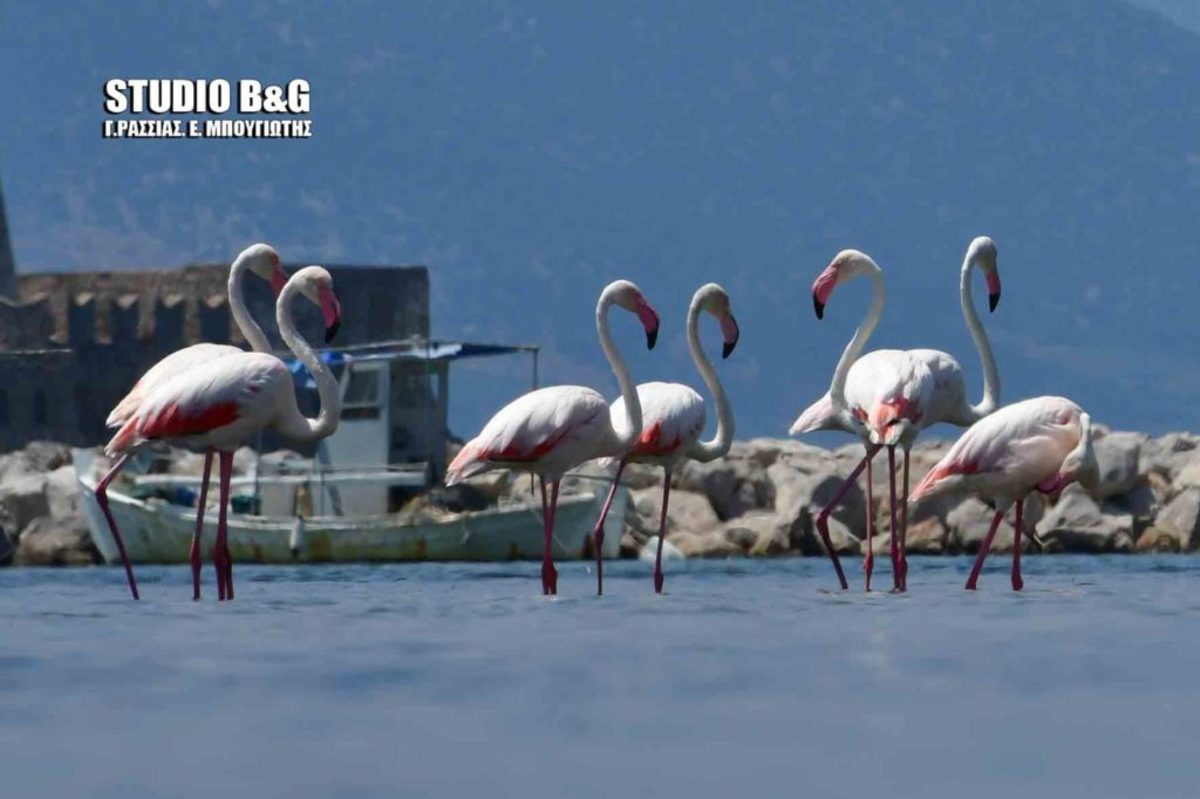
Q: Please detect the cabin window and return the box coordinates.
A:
[341,365,381,420]
[32,390,48,426]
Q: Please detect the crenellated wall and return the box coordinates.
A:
[0,262,429,451]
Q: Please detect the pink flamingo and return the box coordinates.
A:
[101,243,287,600]
[791,238,1002,592]
[445,280,661,596]
[589,283,739,595]
[909,396,1098,590]
[98,266,343,601]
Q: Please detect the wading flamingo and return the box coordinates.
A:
[791,237,1001,592]
[909,396,1098,590]
[589,283,739,595]
[445,280,661,596]
[102,242,288,600]
[98,266,343,601]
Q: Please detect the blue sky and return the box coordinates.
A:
[2,0,1199,441]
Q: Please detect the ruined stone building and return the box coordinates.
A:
[0,179,434,458]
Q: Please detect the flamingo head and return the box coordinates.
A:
[864,396,922,447]
[608,280,660,350]
[294,266,343,343]
[967,236,1001,312]
[696,283,740,359]
[241,243,289,296]
[811,249,879,320]
[1057,412,1100,494]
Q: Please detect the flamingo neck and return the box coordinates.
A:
[685,292,733,463]
[228,252,271,353]
[275,282,340,442]
[829,263,885,427]
[961,253,1000,421]
[596,288,642,450]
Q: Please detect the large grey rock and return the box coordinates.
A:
[1036,485,1134,553]
[947,497,1016,554]
[14,516,98,566]
[866,516,949,555]
[1147,487,1200,551]
[628,486,719,538]
[769,460,866,539]
[719,511,791,556]
[675,441,773,520]
[1142,432,1200,483]
[0,526,13,565]
[44,465,82,520]
[1091,431,1143,500]
[0,472,50,536]
[671,529,743,558]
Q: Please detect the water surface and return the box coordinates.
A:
[2,556,1198,798]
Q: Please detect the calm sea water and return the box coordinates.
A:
[2,556,1199,799]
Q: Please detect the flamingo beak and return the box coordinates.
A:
[986,272,1001,313]
[636,302,660,350]
[721,313,740,359]
[319,286,342,343]
[811,264,839,320]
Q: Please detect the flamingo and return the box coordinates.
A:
[99,243,288,600]
[791,237,1002,592]
[588,283,739,595]
[445,280,661,596]
[97,265,343,601]
[909,396,1099,590]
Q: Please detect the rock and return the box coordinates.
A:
[0,472,50,537]
[1091,431,1143,500]
[1148,487,1200,551]
[14,516,98,566]
[621,463,666,490]
[638,536,684,562]
[718,511,791,556]
[1036,485,1134,553]
[628,487,719,538]
[671,530,742,558]
[769,460,866,540]
[1142,432,1200,482]
[674,442,772,520]
[947,497,1016,553]
[0,526,13,565]
[874,516,949,555]
[619,527,643,558]
[1136,527,1181,553]
[18,441,72,473]
[44,465,82,520]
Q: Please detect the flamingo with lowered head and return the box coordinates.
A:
[909,396,1099,591]
[102,242,288,600]
[98,266,343,601]
[445,280,661,596]
[791,237,1002,592]
[588,283,739,595]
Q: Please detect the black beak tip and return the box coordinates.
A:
[646,327,658,351]
[324,320,340,343]
[989,291,1001,313]
[813,296,825,320]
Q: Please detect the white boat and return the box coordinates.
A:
[72,338,626,565]
[73,449,625,564]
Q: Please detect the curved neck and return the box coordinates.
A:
[960,254,1000,420]
[829,266,885,424]
[685,298,733,462]
[275,284,340,441]
[597,291,642,449]
[228,255,271,353]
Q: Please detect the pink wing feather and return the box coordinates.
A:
[105,343,245,428]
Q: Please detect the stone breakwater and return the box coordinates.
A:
[3,425,1200,566]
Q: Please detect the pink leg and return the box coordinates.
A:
[816,444,881,590]
[591,460,626,596]
[189,450,213,601]
[654,466,672,594]
[1011,499,1024,591]
[539,478,560,595]
[965,509,1005,590]
[212,451,234,601]
[887,446,902,593]
[898,449,910,592]
[864,454,874,591]
[94,453,140,600]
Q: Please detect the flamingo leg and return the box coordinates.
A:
[654,466,672,594]
[887,446,901,593]
[816,444,881,590]
[189,449,213,601]
[1011,499,1024,591]
[965,509,1006,590]
[94,453,140,600]
[898,448,910,592]
[539,477,560,595]
[590,460,626,596]
[864,454,874,591]
[212,450,234,601]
